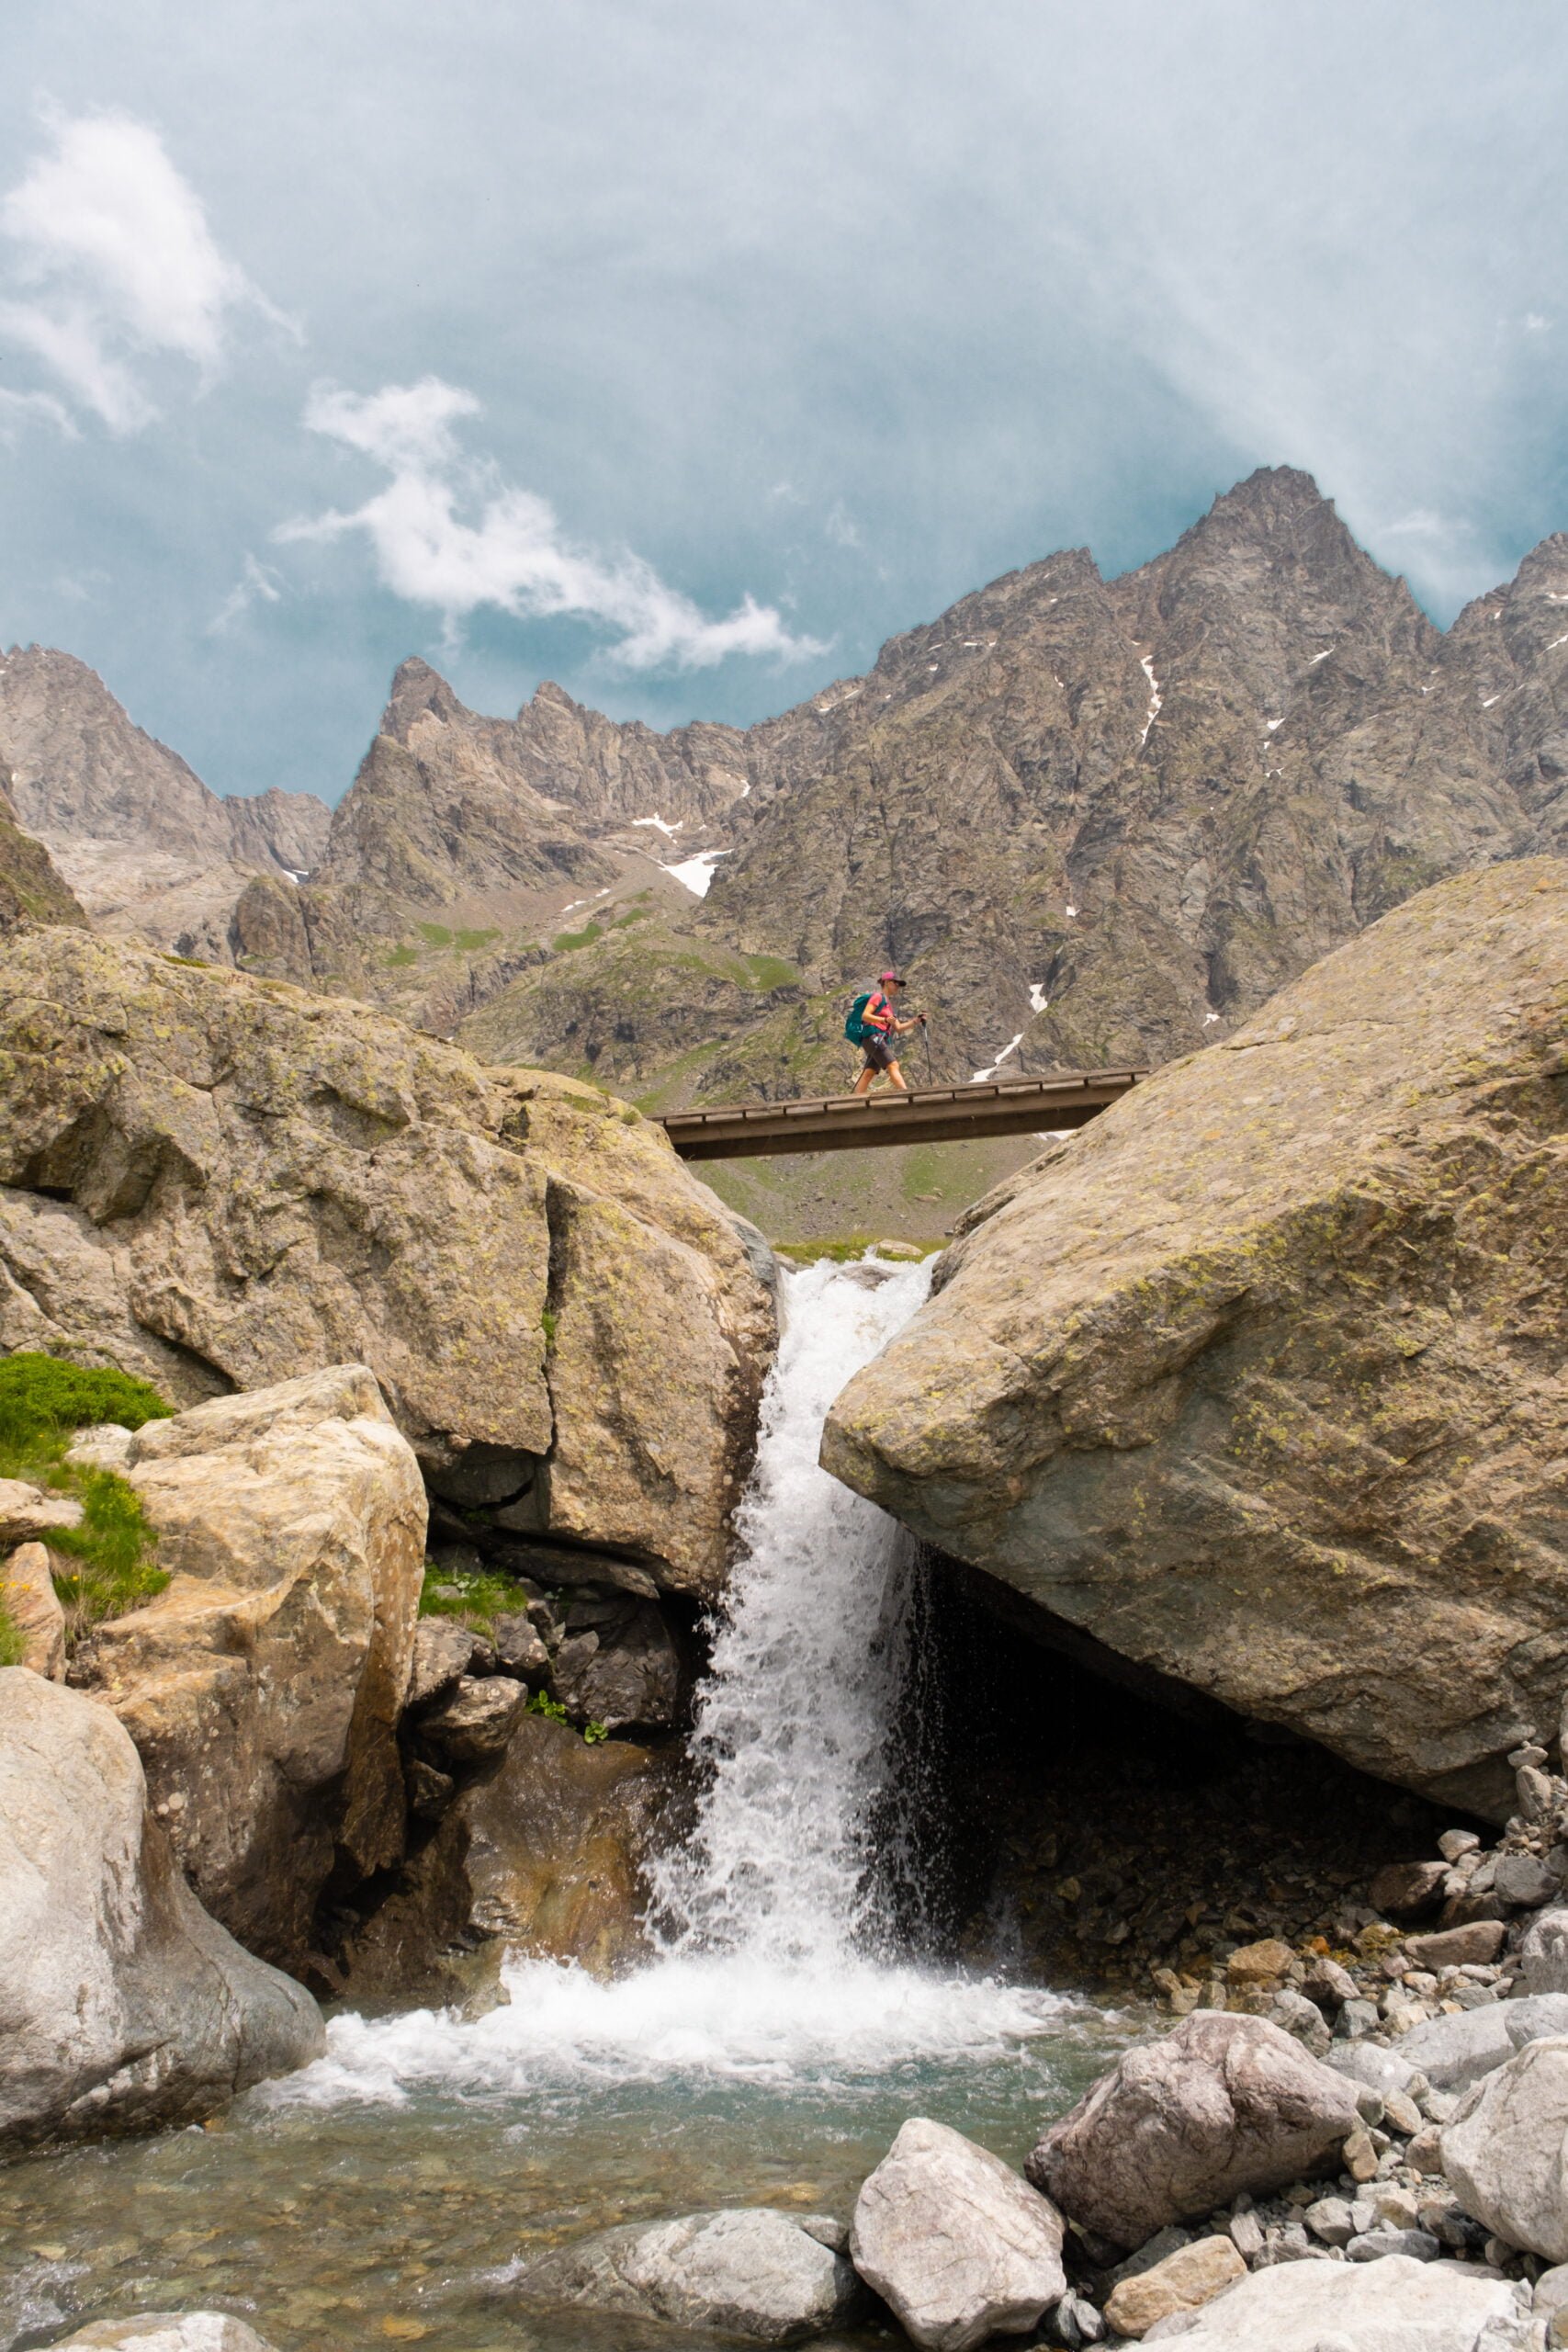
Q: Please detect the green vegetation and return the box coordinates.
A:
[740,952,800,991]
[0,1354,175,1632]
[773,1236,942,1265]
[0,1600,25,1667]
[384,943,420,967]
[417,921,455,948]
[540,1308,559,1349]
[453,926,500,953]
[528,1688,607,1743]
[417,1559,518,1634]
[551,922,604,953]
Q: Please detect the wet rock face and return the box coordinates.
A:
[0,1671,322,2155]
[73,1364,426,1972]
[0,925,776,1598]
[826,860,1568,1819]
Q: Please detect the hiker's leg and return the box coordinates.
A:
[852,1064,875,1095]
[886,1058,908,1091]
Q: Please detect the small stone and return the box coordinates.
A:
[1496,1851,1557,1909]
[1227,2209,1265,2260]
[1302,1957,1358,2007]
[1303,2197,1354,2247]
[1103,2237,1246,2337]
[1368,2187,1418,2230]
[404,1618,479,1713]
[1404,1921,1507,1971]
[1518,1766,1557,1824]
[415,1674,526,1764]
[1381,2088,1422,2137]
[1510,1746,1551,1770]
[1485,2236,1517,2268]
[1368,1861,1448,1920]
[1224,1937,1295,1988]
[1342,2126,1379,2183]
[403,1756,455,1821]
[491,1612,550,1680]
[1406,2126,1446,2174]
[1346,2227,1440,2262]
[1438,1830,1482,1862]
[1269,1986,1331,2057]
[1052,2290,1105,2349]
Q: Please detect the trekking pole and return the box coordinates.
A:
[922,1018,933,1085]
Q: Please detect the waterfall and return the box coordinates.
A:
[271,1254,1062,2105]
[651,1253,936,1965]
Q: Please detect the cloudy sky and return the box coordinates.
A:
[3,2,1566,804]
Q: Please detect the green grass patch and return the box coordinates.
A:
[0,1353,175,1633]
[384,943,420,967]
[0,1600,26,1667]
[551,922,604,953]
[418,1560,518,1634]
[740,953,800,991]
[417,921,455,948]
[774,1236,942,1265]
[453,926,501,953]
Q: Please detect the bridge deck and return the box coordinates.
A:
[655,1068,1147,1159]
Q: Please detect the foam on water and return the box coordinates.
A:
[269,1253,1073,2111]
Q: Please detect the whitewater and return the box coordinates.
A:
[269,1253,1069,2110]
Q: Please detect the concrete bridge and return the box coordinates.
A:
[655,1068,1146,1160]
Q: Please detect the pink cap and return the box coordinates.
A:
[879,969,903,985]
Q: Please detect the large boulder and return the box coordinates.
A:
[75,1364,426,1968]
[518,2209,863,2343]
[47,2322,277,2351]
[1025,2013,1360,2249]
[825,861,1568,1818]
[1441,2035,1568,2262]
[0,1670,322,2154]
[0,927,776,1596]
[1149,2254,1523,2351]
[850,2118,1066,2352]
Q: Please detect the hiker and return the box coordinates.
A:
[847,972,926,1094]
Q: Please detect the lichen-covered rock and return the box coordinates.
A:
[825,861,1568,1818]
[0,926,775,1595]
[0,1670,322,2154]
[1101,2233,1246,2338]
[850,2118,1066,2352]
[76,1364,426,1968]
[1025,2014,1360,2249]
[2,1540,64,1677]
[518,2209,863,2344]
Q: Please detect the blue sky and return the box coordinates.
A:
[3,1,1566,805]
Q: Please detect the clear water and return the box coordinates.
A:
[0,1258,1132,2352]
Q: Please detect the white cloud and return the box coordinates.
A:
[0,110,289,432]
[825,500,863,548]
[283,377,826,671]
[209,551,285,635]
[0,384,77,441]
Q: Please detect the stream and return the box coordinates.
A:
[1,1257,1130,2352]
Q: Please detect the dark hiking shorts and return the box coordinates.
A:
[862,1035,896,1072]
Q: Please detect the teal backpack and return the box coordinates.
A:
[844,991,874,1046]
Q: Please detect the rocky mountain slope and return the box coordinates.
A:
[0,647,332,959]
[0,761,86,933]
[12,468,1568,1141]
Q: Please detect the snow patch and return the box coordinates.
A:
[1028,984,1047,1014]
[1065,905,1077,919]
[1481,695,1501,708]
[632,815,682,838]
[1203,1012,1221,1026]
[1138,653,1162,748]
[1265,718,1284,733]
[664,851,729,898]
[971,1034,1024,1084]
[1548,634,1568,651]
[1308,649,1332,665]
